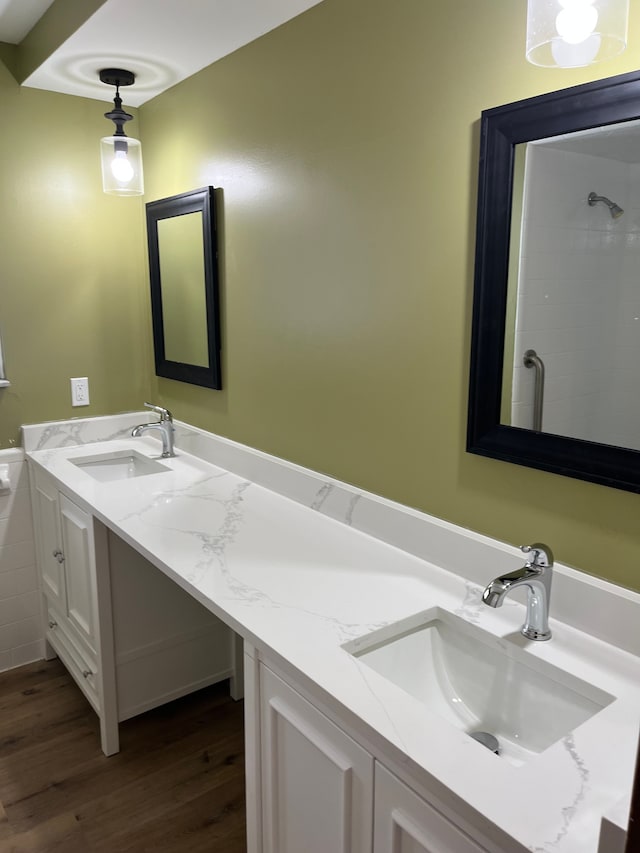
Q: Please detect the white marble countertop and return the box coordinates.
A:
[24,417,640,853]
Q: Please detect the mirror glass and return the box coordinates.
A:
[157,212,208,367]
[146,187,221,390]
[467,70,640,494]
[0,329,6,380]
[500,120,640,452]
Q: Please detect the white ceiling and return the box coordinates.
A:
[0,0,323,106]
[0,0,54,44]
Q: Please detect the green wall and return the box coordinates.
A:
[140,0,640,591]
[0,61,150,445]
[1,0,637,592]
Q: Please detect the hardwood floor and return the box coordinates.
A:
[0,659,247,852]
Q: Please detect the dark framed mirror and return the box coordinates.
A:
[146,186,221,389]
[468,70,640,494]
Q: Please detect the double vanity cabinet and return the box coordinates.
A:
[28,451,493,852]
[23,414,640,853]
[28,453,493,852]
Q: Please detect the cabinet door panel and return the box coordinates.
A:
[34,479,65,608]
[374,764,486,853]
[260,665,373,853]
[60,494,97,656]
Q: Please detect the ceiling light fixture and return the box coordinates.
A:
[526,0,629,68]
[99,68,144,196]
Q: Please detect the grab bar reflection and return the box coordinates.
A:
[523,349,545,432]
[0,329,8,388]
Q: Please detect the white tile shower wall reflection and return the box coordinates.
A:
[511,143,640,450]
[0,448,41,672]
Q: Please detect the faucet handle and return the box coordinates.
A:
[520,543,554,569]
[143,402,173,422]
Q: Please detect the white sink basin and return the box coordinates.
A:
[344,607,614,765]
[70,450,170,482]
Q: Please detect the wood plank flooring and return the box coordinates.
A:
[0,659,247,852]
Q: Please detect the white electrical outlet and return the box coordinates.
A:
[70,377,90,407]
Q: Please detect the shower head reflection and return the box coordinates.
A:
[588,191,624,219]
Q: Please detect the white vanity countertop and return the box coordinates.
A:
[25,423,640,853]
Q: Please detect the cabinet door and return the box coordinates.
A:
[59,494,97,658]
[374,764,487,853]
[260,665,373,853]
[33,474,66,611]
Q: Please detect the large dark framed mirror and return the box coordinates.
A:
[468,70,640,494]
[146,186,222,389]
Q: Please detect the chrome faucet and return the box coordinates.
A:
[132,402,175,458]
[482,543,554,641]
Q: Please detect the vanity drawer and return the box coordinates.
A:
[45,589,97,673]
[46,601,100,713]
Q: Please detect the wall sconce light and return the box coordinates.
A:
[526,0,629,68]
[99,68,144,196]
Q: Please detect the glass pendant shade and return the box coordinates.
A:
[526,0,629,67]
[100,136,143,196]
[99,69,143,197]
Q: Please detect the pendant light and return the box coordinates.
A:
[526,0,629,68]
[99,68,144,196]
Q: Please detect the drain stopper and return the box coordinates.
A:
[469,731,500,755]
